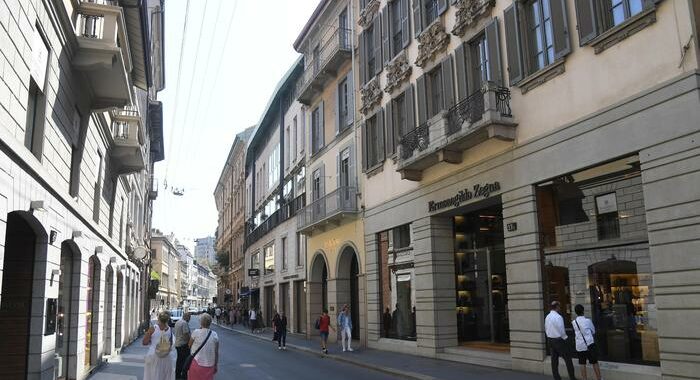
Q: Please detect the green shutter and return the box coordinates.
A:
[504,3,524,85]
[401,0,411,48]
[574,0,598,46]
[373,16,383,76]
[485,18,503,86]
[416,74,427,126]
[412,0,423,37]
[550,0,571,60]
[441,55,455,110]
[385,100,394,156]
[454,43,468,101]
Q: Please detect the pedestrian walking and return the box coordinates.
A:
[142,311,176,380]
[249,308,258,333]
[214,307,221,324]
[187,313,219,380]
[545,301,577,380]
[337,304,353,352]
[243,307,249,327]
[174,312,192,379]
[273,311,288,350]
[573,304,602,380]
[316,308,334,354]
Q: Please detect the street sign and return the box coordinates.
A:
[225,289,232,295]
[248,268,260,277]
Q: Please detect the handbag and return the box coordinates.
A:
[155,328,173,358]
[183,330,212,372]
[314,318,321,330]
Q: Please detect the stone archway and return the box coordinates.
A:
[56,241,81,380]
[308,252,329,329]
[103,263,115,356]
[85,255,101,369]
[336,245,360,339]
[0,211,48,379]
[115,271,124,350]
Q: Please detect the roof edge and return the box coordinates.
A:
[293,0,330,51]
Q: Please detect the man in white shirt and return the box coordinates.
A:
[174,312,191,379]
[214,307,222,324]
[573,304,602,380]
[545,301,577,380]
[249,308,257,333]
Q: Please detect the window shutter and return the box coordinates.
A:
[485,18,503,87]
[437,0,448,16]
[385,100,394,156]
[348,143,357,189]
[401,0,411,48]
[441,55,455,110]
[373,16,383,76]
[504,3,524,86]
[574,0,598,46]
[319,100,325,148]
[405,84,415,136]
[335,86,341,135]
[416,74,427,126]
[361,121,368,171]
[412,0,422,37]
[336,152,341,189]
[359,31,366,84]
[377,108,386,164]
[550,0,571,60]
[454,43,468,101]
[347,71,355,126]
[382,10,391,65]
[319,164,325,197]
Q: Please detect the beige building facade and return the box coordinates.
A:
[357,0,700,380]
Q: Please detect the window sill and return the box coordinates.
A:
[365,161,384,178]
[589,8,657,54]
[516,59,566,94]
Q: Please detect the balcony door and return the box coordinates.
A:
[312,168,324,219]
[339,148,351,207]
[339,9,348,48]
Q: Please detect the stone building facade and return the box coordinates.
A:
[0,0,165,379]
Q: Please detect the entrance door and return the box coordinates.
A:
[350,254,360,339]
[57,243,77,380]
[103,266,114,356]
[265,286,275,327]
[294,281,307,333]
[116,272,123,350]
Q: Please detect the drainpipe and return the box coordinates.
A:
[349,0,360,207]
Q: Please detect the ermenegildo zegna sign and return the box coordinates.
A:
[428,182,501,212]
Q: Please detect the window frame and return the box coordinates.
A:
[526,0,555,72]
[427,67,443,119]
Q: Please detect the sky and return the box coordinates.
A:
[152,0,320,252]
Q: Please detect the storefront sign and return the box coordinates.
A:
[428,182,501,212]
[248,268,260,277]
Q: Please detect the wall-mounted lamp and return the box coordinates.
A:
[95,246,103,254]
[30,200,46,213]
[110,257,117,264]
[72,231,83,240]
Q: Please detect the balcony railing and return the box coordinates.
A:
[397,82,516,181]
[297,186,358,233]
[296,27,353,104]
[244,193,306,249]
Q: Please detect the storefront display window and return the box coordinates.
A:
[537,155,659,366]
[377,224,416,341]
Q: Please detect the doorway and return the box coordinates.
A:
[309,253,328,326]
[337,246,360,339]
[116,272,123,350]
[294,281,307,333]
[453,205,509,347]
[103,265,114,356]
[264,285,275,327]
[56,242,79,379]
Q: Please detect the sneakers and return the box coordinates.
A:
[322,348,328,354]
[282,346,287,350]
[342,348,346,352]
[278,346,282,350]
[348,347,354,352]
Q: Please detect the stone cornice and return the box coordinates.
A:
[358,0,380,29]
[451,0,495,36]
[384,50,412,94]
[360,76,383,115]
[415,20,450,67]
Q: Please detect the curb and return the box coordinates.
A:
[213,323,435,380]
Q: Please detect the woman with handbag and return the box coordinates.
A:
[573,304,603,380]
[187,313,219,380]
[143,311,176,380]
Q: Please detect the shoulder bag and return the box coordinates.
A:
[574,319,593,349]
[183,330,213,372]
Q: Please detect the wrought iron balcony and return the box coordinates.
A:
[296,27,352,105]
[397,82,516,181]
[297,186,359,234]
[73,1,133,108]
[244,194,306,249]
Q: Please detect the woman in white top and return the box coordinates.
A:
[143,311,176,380]
[188,313,219,380]
[573,304,602,380]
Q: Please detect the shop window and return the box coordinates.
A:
[377,230,416,341]
[538,155,658,366]
[392,224,411,250]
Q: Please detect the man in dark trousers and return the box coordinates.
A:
[545,301,577,380]
[173,312,191,379]
[274,311,288,350]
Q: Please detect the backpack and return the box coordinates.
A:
[314,317,321,330]
[155,327,172,358]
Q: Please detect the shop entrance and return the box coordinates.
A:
[264,285,275,327]
[453,203,509,347]
[337,246,360,339]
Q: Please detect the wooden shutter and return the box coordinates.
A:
[485,18,503,86]
[385,100,394,156]
[336,152,341,188]
[405,84,415,136]
[359,31,366,84]
[347,71,354,126]
[412,0,422,37]
[348,143,357,189]
[376,108,386,164]
[361,121,368,171]
[416,74,427,126]
[335,86,341,135]
[401,0,411,48]
[454,43,468,101]
[319,100,325,148]
[550,0,571,60]
[441,55,455,110]
[373,16,383,76]
[504,3,524,86]
[382,10,391,65]
[574,0,598,46]
[437,0,448,16]
[319,164,325,197]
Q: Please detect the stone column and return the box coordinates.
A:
[413,216,457,356]
[640,133,700,380]
[365,233,381,344]
[502,186,546,373]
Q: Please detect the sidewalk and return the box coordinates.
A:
[213,322,552,380]
[88,339,148,380]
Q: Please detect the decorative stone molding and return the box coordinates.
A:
[358,0,380,29]
[518,59,565,94]
[384,51,412,94]
[415,20,450,68]
[360,77,383,115]
[590,8,656,54]
[451,0,495,36]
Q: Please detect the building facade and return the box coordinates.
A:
[0,0,165,379]
[243,59,309,332]
[194,235,216,268]
[150,231,181,310]
[214,126,253,308]
[356,1,700,380]
[293,0,365,345]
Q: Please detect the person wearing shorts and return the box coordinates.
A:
[318,309,334,354]
[573,304,602,380]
